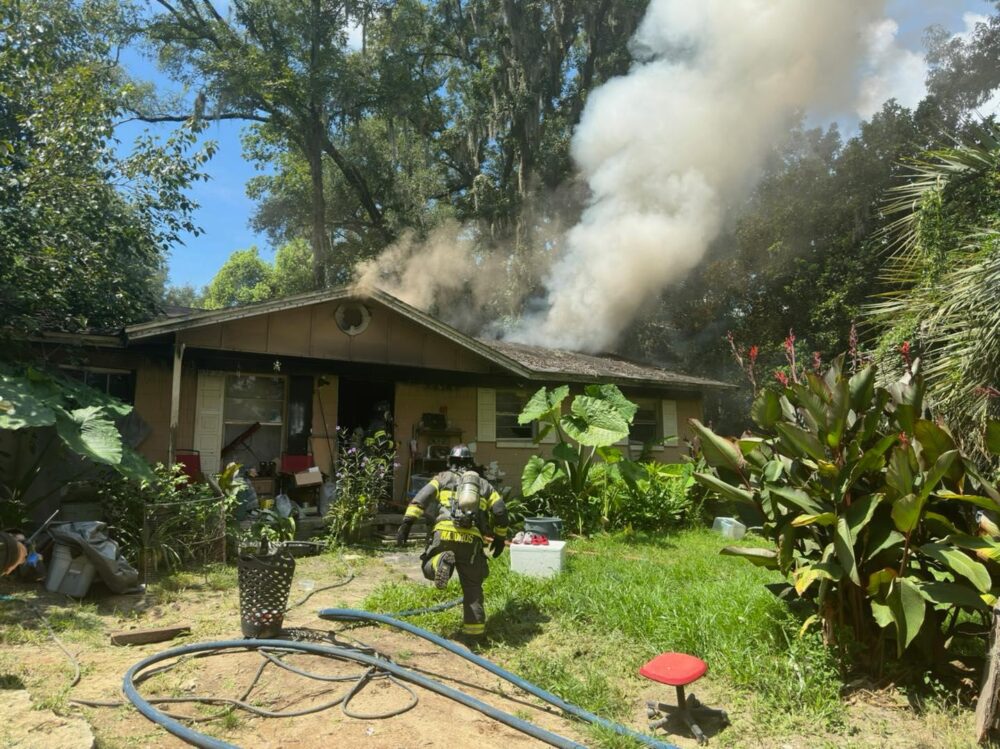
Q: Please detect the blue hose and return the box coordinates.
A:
[319,608,678,749]
[122,639,587,749]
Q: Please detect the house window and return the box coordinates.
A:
[495,390,533,440]
[223,375,285,468]
[630,399,660,445]
[62,368,135,405]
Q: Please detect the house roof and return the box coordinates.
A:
[123,286,731,391]
[479,339,731,390]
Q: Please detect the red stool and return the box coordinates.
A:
[639,652,728,745]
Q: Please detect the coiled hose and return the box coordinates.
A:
[123,639,587,749]
[319,608,679,749]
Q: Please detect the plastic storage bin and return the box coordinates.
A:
[510,540,566,578]
[712,517,747,540]
[523,517,564,541]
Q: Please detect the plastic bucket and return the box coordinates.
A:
[523,517,564,541]
[45,544,73,593]
[59,554,96,597]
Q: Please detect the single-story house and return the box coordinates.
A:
[26,286,730,503]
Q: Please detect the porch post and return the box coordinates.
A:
[167,342,185,467]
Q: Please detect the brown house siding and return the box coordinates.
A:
[175,300,493,374]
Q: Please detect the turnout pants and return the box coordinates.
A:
[421,531,489,636]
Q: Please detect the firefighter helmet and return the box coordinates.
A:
[448,444,474,468]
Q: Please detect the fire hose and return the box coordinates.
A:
[13,571,679,748]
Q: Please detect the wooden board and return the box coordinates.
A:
[111,626,191,647]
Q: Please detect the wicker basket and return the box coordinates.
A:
[237,548,296,638]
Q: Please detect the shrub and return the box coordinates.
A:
[611,461,696,532]
[99,463,235,571]
[326,429,395,542]
[692,353,1000,670]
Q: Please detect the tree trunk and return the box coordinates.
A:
[975,603,1000,743]
[306,133,327,290]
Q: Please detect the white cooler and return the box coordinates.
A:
[510,540,566,578]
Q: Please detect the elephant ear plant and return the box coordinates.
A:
[693,354,1000,667]
[0,366,155,527]
[518,384,641,533]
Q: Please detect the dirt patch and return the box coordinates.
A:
[0,551,588,749]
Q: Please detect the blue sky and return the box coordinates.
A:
[119,1,994,289]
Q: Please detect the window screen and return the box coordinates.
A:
[495,390,533,440]
[63,368,136,405]
[630,399,660,445]
[224,375,285,466]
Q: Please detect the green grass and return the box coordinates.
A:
[363,529,846,745]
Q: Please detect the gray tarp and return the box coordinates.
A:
[49,521,139,594]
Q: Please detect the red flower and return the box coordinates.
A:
[812,351,821,373]
[748,345,759,365]
[784,331,796,356]
[775,371,789,387]
[899,432,910,448]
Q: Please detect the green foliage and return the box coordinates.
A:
[202,247,276,309]
[0,365,153,526]
[870,125,1000,468]
[146,0,647,297]
[518,385,633,534]
[241,509,296,553]
[518,384,634,498]
[326,429,395,542]
[0,0,214,336]
[517,384,694,534]
[693,354,1000,668]
[364,530,845,737]
[201,240,320,309]
[612,461,698,531]
[98,463,237,571]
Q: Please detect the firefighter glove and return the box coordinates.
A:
[489,535,506,558]
[396,519,413,546]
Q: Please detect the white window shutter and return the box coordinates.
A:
[477,388,496,442]
[193,371,225,474]
[661,399,679,446]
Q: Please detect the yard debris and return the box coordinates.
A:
[110,625,191,646]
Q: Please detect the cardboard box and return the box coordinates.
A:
[250,477,276,496]
[294,467,323,487]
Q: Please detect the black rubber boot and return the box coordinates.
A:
[435,551,456,589]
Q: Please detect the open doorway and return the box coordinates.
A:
[337,377,395,440]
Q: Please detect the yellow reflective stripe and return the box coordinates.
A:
[439,489,453,502]
[488,491,502,507]
[434,520,482,540]
[462,623,485,634]
[493,527,508,538]
[430,553,443,571]
[430,478,440,490]
[404,505,423,519]
[479,498,487,510]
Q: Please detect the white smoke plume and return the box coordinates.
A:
[506,0,889,352]
[355,220,551,330]
[355,221,477,312]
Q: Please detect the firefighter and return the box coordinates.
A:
[1,531,27,576]
[396,445,508,641]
